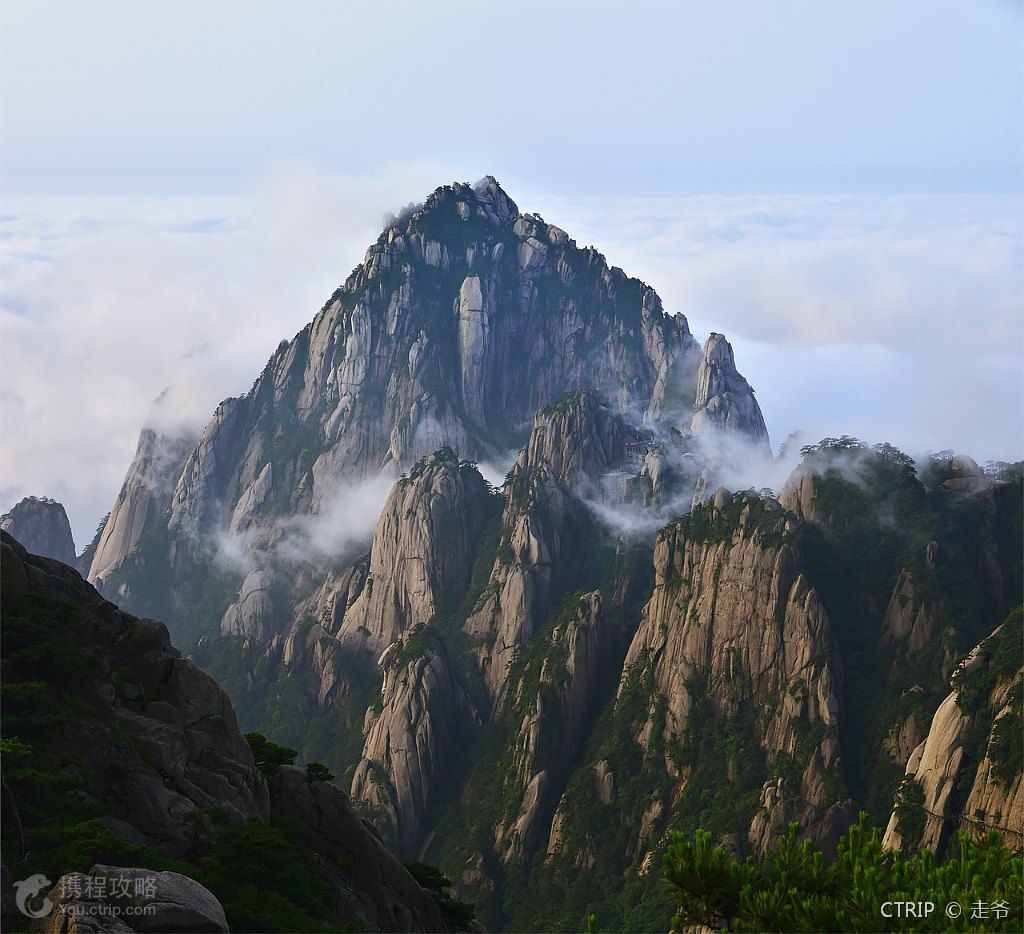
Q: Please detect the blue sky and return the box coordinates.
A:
[3,0,1020,195]
[1,1,1022,544]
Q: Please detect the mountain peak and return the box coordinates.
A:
[389,175,520,238]
[0,495,76,565]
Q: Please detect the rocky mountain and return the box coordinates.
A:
[0,531,457,933]
[87,178,701,618]
[69,178,1022,932]
[1,496,77,566]
[884,609,1023,855]
[0,495,110,578]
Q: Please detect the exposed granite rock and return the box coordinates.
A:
[546,493,849,865]
[268,766,446,932]
[748,779,855,859]
[494,590,623,863]
[463,394,630,701]
[339,449,496,656]
[2,530,269,854]
[520,393,636,489]
[76,513,110,577]
[351,625,478,855]
[881,569,945,659]
[883,617,1023,854]
[100,178,696,638]
[1,496,76,565]
[88,426,196,587]
[219,569,277,643]
[2,533,459,933]
[41,866,228,934]
[690,333,769,451]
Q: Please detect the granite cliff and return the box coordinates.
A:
[63,179,1022,932]
[1,497,77,567]
[0,531,457,933]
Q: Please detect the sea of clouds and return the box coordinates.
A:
[2,174,1021,546]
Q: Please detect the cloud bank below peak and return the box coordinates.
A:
[1,176,1021,545]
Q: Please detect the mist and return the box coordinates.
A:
[3,183,1021,547]
[213,471,396,576]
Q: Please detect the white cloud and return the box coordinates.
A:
[2,179,1021,547]
[521,189,1024,460]
[0,166,453,546]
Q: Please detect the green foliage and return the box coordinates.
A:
[894,777,927,849]
[674,490,791,549]
[953,609,1023,716]
[663,828,758,929]
[1,580,362,933]
[305,761,335,783]
[664,815,1024,933]
[244,732,297,775]
[395,626,432,668]
[989,684,1022,787]
[405,862,477,931]
[196,632,380,780]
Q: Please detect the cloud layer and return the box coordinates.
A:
[2,177,1021,546]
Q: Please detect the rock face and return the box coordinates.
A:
[1,532,452,933]
[338,448,496,656]
[268,766,447,931]
[1,496,76,565]
[88,425,196,596]
[544,491,849,873]
[94,177,697,624]
[75,177,1022,932]
[2,531,268,854]
[351,625,477,855]
[883,613,1024,855]
[43,866,228,934]
[690,333,769,451]
[464,393,635,702]
[493,589,626,864]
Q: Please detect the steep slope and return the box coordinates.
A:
[72,177,1024,934]
[93,177,698,647]
[690,333,769,450]
[883,610,1023,855]
[0,531,452,933]
[503,491,849,929]
[337,448,496,657]
[88,424,197,607]
[778,442,1023,822]
[1,496,76,565]
[351,624,479,855]
[464,392,638,702]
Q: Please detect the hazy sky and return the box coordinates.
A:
[1,1,1022,545]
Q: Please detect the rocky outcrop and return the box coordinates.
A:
[76,513,110,577]
[494,590,623,863]
[883,614,1024,854]
[1,496,76,565]
[219,569,277,642]
[546,491,849,866]
[351,625,477,855]
[69,176,1023,932]
[104,178,695,631]
[519,392,636,489]
[2,530,268,853]
[339,449,495,656]
[42,866,228,934]
[463,394,630,701]
[269,766,446,931]
[1,532,459,933]
[88,426,196,587]
[690,333,769,451]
